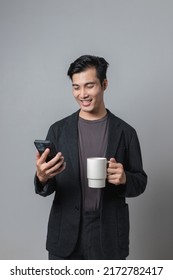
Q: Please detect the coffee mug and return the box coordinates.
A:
[87,157,107,188]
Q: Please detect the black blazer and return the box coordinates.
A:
[35,110,147,259]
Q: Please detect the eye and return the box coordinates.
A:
[73,85,79,90]
[86,83,94,89]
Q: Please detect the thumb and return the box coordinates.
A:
[109,158,117,163]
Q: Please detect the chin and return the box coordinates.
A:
[81,106,95,113]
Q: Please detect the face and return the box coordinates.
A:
[72,67,107,119]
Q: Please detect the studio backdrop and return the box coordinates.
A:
[0,0,173,259]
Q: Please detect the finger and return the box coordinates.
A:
[108,158,118,168]
[46,152,62,168]
[109,158,117,163]
[107,169,126,185]
[46,156,64,174]
[107,173,121,185]
[50,162,66,177]
[108,165,122,173]
[36,151,41,160]
[39,148,50,163]
[47,160,66,177]
[107,168,115,175]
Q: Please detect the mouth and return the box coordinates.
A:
[80,99,92,107]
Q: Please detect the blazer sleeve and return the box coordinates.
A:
[117,130,147,198]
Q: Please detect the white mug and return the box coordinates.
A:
[87,157,107,188]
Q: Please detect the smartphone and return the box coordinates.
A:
[34,140,57,162]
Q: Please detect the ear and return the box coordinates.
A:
[103,79,108,90]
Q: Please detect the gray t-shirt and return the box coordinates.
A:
[78,114,109,211]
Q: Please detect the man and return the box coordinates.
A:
[35,55,147,260]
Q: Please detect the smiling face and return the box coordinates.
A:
[72,67,108,120]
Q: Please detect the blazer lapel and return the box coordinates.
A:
[106,111,123,160]
[63,111,80,180]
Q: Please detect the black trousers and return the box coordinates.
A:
[49,209,106,260]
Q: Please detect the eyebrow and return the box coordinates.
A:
[72,82,95,87]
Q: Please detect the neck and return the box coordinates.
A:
[79,107,107,121]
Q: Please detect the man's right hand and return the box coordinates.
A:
[36,148,66,184]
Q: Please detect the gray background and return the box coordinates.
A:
[0,0,173,260]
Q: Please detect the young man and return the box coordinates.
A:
[35,55,147,260]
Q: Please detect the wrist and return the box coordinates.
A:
[37,173,48,186]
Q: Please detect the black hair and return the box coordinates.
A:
[67,55,109,85]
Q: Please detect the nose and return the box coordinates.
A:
[80,87,88,99]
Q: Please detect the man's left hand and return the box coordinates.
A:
[107,158,126,185]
